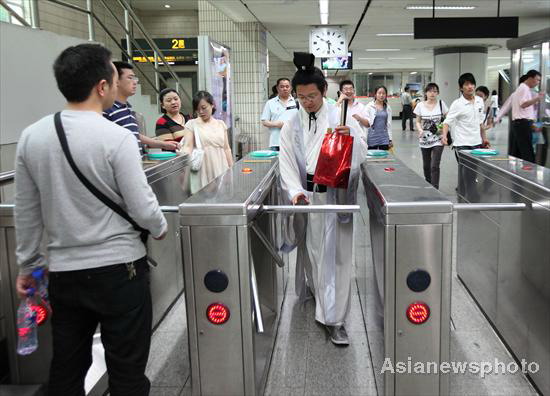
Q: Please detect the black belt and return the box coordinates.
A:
[512,119,532,123]
[306,173,327,193]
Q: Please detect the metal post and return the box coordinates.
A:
[29,0,40,29]
[124,9,131,62]
[86,0,95,41]
[154,50,160,106]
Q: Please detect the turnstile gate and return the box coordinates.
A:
[179,157,288,396]
[360,155,453,396]
[457,152,550,395]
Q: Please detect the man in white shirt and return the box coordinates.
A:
[510,69,543,162]
[261,78,299,150]
[401,86,414,131]
[441,72,489,154]
[336,80,369,133]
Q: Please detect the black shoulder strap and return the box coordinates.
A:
[54,112,148,237]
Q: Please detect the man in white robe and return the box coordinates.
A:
[279,63,366,345]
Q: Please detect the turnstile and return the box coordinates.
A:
[360,155,453,396]
[179,156,288,396]
[457,152,550,395]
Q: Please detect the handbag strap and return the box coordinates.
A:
[192,121,202,150]
[439,100,444,121]
[53,112,149,239]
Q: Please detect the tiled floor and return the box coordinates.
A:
[146,119,538,396]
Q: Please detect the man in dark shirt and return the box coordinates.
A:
[104,61,178,152]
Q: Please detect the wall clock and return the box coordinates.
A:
[309,27,348,58]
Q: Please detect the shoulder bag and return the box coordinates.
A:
[190,122,204,172]
[53,112,151,247]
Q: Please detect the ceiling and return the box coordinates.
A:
[132,0,550,71]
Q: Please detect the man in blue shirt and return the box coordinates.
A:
[104,62,178,153]
[261,78,298,151]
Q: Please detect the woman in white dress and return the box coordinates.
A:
[182,91,234,193]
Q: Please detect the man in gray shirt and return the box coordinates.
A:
[401,86,414,131]
[15,44,167,396]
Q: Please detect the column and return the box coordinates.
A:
[434,46,488,107]
[198,0,268,151]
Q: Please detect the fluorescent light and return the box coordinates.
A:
[488,56,509,59]
[410,71,418,75]
[358,57,385,60]
[366,49,400,52]
[377,33,413,36]
[319,0,328,14]
[406,5,476,10]
[488,63,510,69]
[389,57,416,60]
[319,0,328,24]
[368,72,373,75]
[164,4,171,8]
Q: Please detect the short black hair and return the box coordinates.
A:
[276,78,290,86]
[525,69,541,79]
[491,90,497,95]
[53,44,114,103]
[193,90,216,115]
[339,80,354,91]
[458,72,476,88]
[292,67,327,94]
[159,88,179,114]
[476,86,490,98]
[113,61,133,77]
[404,86,410,92]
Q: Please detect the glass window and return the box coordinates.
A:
[521,46,541,75]
[0,0,30,26]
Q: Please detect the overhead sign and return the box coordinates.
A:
[414,17,519,39]
[121,37,198,65]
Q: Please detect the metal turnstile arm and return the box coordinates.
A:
[453,203,527,211]
[249,257,264,334]
[261,204,361,214]
[250,222,285,268]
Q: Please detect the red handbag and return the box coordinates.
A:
[313,130,354,189]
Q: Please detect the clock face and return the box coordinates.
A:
[309,27,348,58]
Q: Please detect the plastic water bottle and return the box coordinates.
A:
[32,267,51,313]
[17,288,38,355]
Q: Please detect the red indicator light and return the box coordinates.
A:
[522,165,533,171]
[31,304,48,326]
[406,302,430,324]
[207,303,230,325]
[384,167,396,172]
[242,167,253,174]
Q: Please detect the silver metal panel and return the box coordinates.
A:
[179,156,278,221]
[394,225,442,396]
[383,225,395,396]
[457,151,550,395]
[191,226,245,396]
[361,156,452,217]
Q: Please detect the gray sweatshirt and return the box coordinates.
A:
[15,110,167,273]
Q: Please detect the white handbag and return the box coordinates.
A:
[190,127,204,172]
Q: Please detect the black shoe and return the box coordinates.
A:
[327,325,349,346]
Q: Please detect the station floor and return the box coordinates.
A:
[143,119,539,396]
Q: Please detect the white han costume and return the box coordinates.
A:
[279,100,367,326]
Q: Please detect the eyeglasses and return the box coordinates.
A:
[127,76,139,82]
[297,92,320,103]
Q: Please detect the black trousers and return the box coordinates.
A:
[511,119,535,163]
[402,104,414,131]
[420,145,444,189]
[454,145,483,201]
[48,257,152,396]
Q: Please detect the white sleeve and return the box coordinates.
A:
[443,101,460,128]
[279,119,306,201]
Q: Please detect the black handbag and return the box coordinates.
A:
[53,112,150,246]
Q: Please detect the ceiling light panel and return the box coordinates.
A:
[406,5,476,10]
